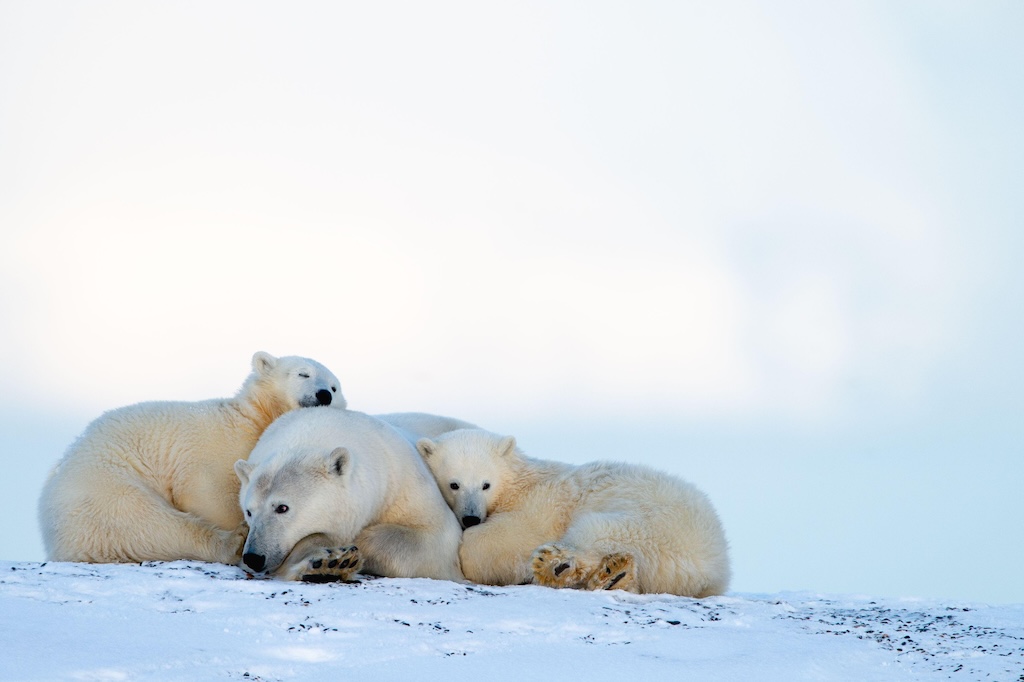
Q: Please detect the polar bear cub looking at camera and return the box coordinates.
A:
[234,407,464,583]
[416,429,731,597]
[39,352,342,566]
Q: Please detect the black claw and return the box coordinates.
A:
[605,571,627,590]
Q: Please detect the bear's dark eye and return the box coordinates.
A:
[246,510,251,518]
[449,482,459,490]
[331,386,337,392]
[298,373,310,379]
[482,482,490,490]
[274,504,289,514]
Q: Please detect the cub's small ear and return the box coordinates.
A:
[327,447,349,476]
[497,435,517,458]
[416,438,436,459]
[234,459,253,486]
[251,351,277,375]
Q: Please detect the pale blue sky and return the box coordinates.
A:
[2,1,1021,603]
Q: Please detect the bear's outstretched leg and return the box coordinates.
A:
[354,523,464,582]
[41,472,246,565]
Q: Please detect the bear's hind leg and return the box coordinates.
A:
[532,509,643,592]
[532,544,637,592]
[44,473,245,565]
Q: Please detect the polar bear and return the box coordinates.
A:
[38,352,343,566]
[416,429,731,597]
[234,407,464,583]
[377,412,477,443]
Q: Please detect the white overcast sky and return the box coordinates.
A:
[2,1,1022,603]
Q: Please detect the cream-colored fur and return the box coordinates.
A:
[38,352,343,565]
[417,429,731,597]
[235,407,465,583]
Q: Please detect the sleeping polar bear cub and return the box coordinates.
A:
[417,429,731,597]
[39,352,342,565]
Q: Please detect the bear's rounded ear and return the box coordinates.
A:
[327,447,349,476]
[416,438,436,459]
[234,459,253,486]
[498,435,517,458]
[251,351,278,375]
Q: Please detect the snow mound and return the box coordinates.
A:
[2,561,1022,681]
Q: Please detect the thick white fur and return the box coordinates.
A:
[38,352,343,565]
[235,407,465,582]
[377,412,477,443]
[417,429,731,597]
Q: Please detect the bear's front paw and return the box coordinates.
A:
[300,546,362,583]
[220,522,249,565]
[586,552,636,592]
[531,543,587,589]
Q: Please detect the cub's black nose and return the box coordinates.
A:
[316,389,332,406]
[243,552,266,573]
[462,515,481,528]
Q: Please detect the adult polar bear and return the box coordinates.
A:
[39,352,343,565]
[234,407,464,583]
[417,429,731,597]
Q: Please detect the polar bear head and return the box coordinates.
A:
[416,429,516,529]
[245,351,346,411]
[234,446,354,575]
[232,408,388,576]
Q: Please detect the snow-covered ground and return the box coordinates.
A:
[1,561,1021,681]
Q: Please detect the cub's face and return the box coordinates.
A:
[417,431,514,530]
[252,352,345,410]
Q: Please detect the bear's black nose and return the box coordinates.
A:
[243,552,266,573]
[316,389,332,406]
[462,515,481,528]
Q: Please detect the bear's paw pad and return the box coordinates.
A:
[531,544,586,588]
[300,545,362,583]
[586,552,636,592]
